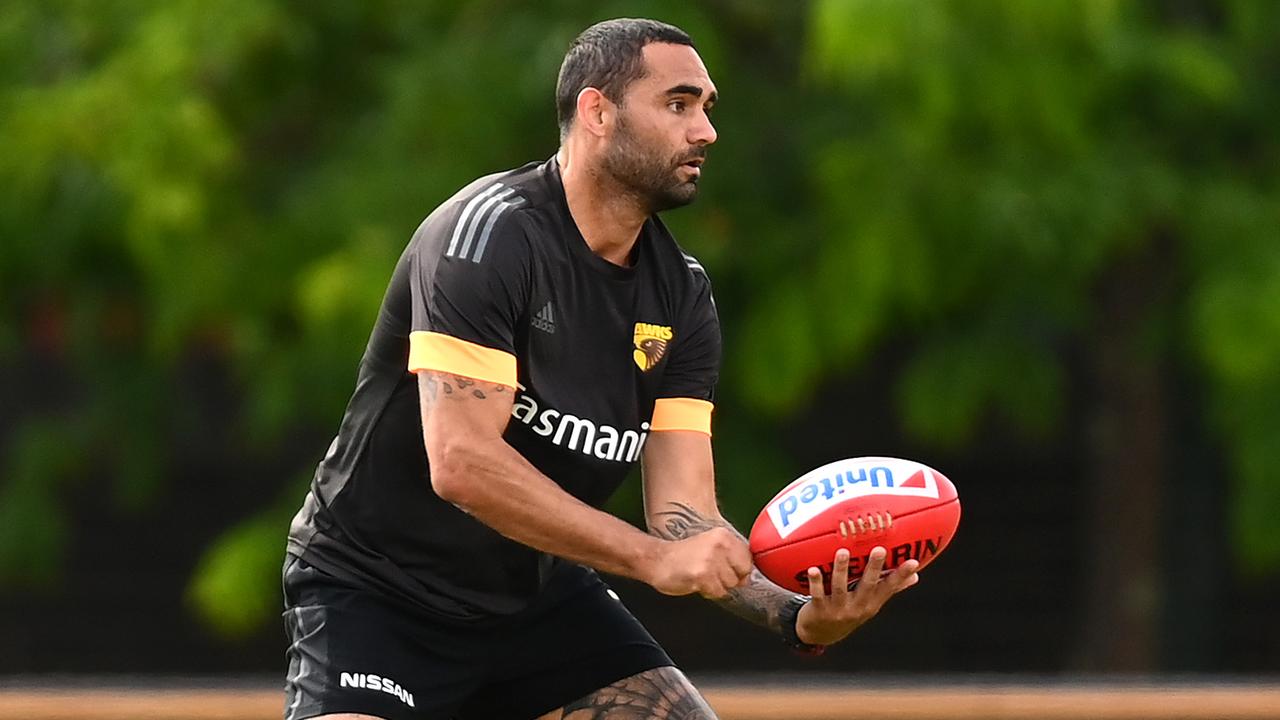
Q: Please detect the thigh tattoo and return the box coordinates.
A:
[559,667,717,719]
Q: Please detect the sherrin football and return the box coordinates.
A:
[748,457,960,594]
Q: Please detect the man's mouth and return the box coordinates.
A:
[679,157,705,177]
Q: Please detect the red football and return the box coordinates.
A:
[748,457,961,594]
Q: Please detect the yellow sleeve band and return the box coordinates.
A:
[408,331,518,388]
[651,397,714,435]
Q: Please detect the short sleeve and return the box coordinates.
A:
[406,198,530,388]
[652,270,721,434]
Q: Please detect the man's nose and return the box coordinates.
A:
[690,111,717,146]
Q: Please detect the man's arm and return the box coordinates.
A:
[651,500,801,632]
[642,430,798,633]
[417,370,750,598]
[641,430,921,646]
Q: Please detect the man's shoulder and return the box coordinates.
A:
[445,158,558,219]
[645,215,713,289]
[412,158,559,264]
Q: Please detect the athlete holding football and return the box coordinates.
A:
[283,18,919,720]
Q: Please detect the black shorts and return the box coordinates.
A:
[282,555,673,720]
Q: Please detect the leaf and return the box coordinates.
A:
[0,420,82,586]
[186,504,293,638]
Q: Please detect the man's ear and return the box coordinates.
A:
[575,87,613,138]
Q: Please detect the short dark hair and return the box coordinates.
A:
[555,18,694,140]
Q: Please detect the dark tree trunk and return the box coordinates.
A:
[1073,234,1174,671]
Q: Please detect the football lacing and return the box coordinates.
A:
[837,511,893,538]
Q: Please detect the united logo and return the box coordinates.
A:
[633,322,673,372]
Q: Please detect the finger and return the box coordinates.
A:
[700,587,728,601]
[890,568,920,593]
[805,566,826,598]
[861,546,887,587]
[831,548,851,596]
[729,545,754,580]
[887,573,920,596]
[700,577,730,601]
[719,563,742,592]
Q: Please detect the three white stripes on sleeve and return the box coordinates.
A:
[444,183,526,263]
[443,182,708,280]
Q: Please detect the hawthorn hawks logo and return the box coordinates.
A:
[633,322,673,371]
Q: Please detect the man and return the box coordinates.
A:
[283,18,919,720]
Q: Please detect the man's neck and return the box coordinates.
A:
[558,148,648,267]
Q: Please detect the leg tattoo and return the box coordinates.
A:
[559,667,717,719]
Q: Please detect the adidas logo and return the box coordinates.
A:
[532,301,556,334]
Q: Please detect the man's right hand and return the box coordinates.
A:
[644,527,753,599]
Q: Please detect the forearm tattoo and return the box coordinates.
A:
[654,502,724,539]
[651,502,794,635]
[421,372,508,404]
[562,667,716,719]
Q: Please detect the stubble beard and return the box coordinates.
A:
[601,114,701,214]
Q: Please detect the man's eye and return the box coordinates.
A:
[669,100,686,113]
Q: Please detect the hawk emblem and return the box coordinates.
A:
[633,322,674,372]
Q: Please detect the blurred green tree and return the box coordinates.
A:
[1,0,1276,671]
[780,0,1280,669]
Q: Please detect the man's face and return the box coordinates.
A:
[601,42,718,213]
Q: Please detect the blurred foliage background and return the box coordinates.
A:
[1,0,1277,674]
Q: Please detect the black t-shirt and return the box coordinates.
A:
[286,157,720,623]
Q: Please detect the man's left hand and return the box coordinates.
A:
[794,546,920,646]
